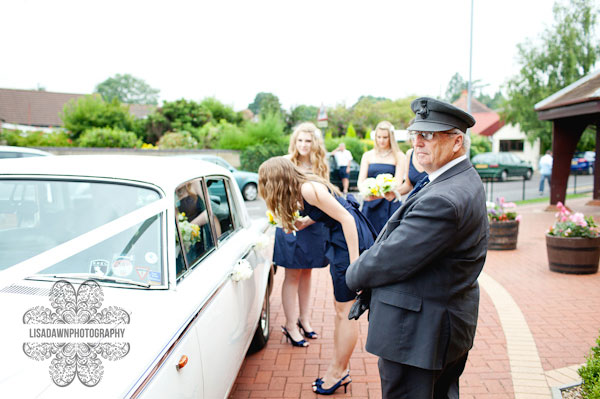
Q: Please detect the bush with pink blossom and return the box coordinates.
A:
[547,201,600,238]
[486,197,522,222]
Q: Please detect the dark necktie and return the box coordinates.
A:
[408,176,430,199]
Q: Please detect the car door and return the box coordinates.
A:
[194,176,261,398]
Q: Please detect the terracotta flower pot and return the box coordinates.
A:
[545,234,600,274]
[488,220,519,250]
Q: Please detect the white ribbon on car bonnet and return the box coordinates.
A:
[0,198,169,289]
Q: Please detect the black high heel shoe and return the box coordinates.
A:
[297,319,318,339]
[312,373,351,395]
[281,326,308,347]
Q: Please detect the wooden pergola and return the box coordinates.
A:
[535,69,600,207]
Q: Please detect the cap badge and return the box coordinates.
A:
[417,100,429,119]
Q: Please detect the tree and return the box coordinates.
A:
[60,94,136,139]
[95,74,160,105]
[288,104,319,129]
[199,97,243,125]
[503,0,599,152]
[248,92,282,116]
[445,73,467,103]
[142,99,211,143]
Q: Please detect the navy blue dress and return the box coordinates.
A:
[361,163,401,234]
[303,194,376,302]
[273,217,328,269]
[409,151,428,186]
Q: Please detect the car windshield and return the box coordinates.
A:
[0,179,164,286]
[472,153,497,164]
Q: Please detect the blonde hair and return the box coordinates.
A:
[258,157,340,232]
[288,122,329,180]
[374,121,402,164]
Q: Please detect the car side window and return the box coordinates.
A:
[206,177,236,241]
[175,178,216,278]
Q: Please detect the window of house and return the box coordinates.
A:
[499,140,524,152]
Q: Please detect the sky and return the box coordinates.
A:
[1,0,558,111]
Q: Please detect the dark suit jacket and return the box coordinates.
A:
[346,158,488,370]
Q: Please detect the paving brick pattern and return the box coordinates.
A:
[231,197,600,398]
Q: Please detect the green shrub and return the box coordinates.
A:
[219,113,285,150]
[60,95,136,139]
[240,142,288,172]
[0,129,73,147]
[193,120,242,149]
[324,137,371,163]
[346,123,357,138]
[470,133,492,158]
[157,131,198,149]
[579,332,600,398]
[78,127,142,148]
[398,141,412,153]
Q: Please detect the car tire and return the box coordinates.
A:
[588,166,594,175]
[499,170,508,182]
[248,285,270,354]
[242,183,258,201]
[525,169,533,180]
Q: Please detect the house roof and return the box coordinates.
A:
[0,88,155,128]
[535,69,600,112]
[0,88,82,127]
[452,91,505,136]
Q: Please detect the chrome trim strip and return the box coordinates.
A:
[129,275,230,398]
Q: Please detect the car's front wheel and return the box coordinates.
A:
[499,170,508,182]
[525,169,533,180]
[242,183,258,201]
[248,284,270,354]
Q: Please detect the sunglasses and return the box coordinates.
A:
[408,131,459,141]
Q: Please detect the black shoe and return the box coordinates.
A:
[297,319,318,339]
[312,373,351,395]
[281,326,308,347]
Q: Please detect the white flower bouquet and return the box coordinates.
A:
[266,210,301,234]
[177,212,201,249]
[359,173,397,197]
[230,259,253,282]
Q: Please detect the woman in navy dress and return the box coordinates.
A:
[272,122,329,348]
[398,147,428,195]
[358,121,406,234]
[259,157,376,395]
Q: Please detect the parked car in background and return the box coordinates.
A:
[0,155,274,398]
[0,145,53,159]
[180,155,259,201]
[471,152,533,181]
[326,153,360,191]
[571,151,595,175]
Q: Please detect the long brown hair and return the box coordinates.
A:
[288,122,329,180]
[258,157,340,232]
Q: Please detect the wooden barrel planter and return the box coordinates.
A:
[546,234,600,274]
[488,220,519,250]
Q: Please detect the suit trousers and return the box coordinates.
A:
[378,353,468,399]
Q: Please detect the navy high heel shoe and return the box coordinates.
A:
[297,319,318,339]
[312,373,351,395]
[281,326,308,347]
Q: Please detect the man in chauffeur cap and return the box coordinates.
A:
[346,97,489,398]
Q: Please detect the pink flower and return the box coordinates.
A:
[515,215,522,222]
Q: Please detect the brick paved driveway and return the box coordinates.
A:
[231,196,600,398]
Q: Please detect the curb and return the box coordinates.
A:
[550,380,583,399]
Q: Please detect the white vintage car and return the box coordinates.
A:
[0,155,274,398]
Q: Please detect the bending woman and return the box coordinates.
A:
[273,122,329,347]
[259,157,375,395]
